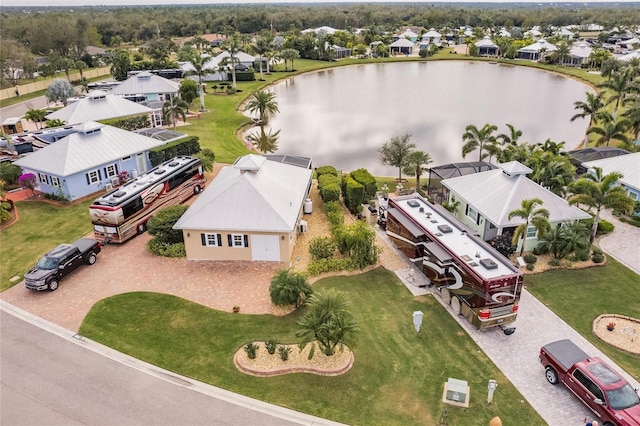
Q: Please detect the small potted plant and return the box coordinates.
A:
[233,305,240,313]
[606,321,616,331]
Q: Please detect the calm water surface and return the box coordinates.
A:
[261,61,594,176]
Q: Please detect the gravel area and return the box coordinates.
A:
[593,314,640,355]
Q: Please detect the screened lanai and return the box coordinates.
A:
[428,161,496,203]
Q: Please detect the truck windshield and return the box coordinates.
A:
[606,383,640,410]
[36,257,58,270]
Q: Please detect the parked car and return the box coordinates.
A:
[539,339,640,426]
[24,238,101,291]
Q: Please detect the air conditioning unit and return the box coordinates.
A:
[131,169,138,179]
[111,177,119,187]
[299,220,308,233]
[105,183,114,192]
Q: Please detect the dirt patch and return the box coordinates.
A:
[593,314,640,356]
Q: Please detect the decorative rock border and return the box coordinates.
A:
[592,314,640,356]
[233,343,355,377]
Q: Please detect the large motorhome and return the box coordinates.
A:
[384,194,523,334]
[89,156,205,244]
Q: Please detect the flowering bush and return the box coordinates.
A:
[117,170,130,185]
[607,322,616,331]
[18,173,37,195]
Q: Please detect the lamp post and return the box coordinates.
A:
[413,311,423,333]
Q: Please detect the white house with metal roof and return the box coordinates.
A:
[563,43,593,66]
[174,154,313,262]
[517,39,557,61]
[582,152,640,202]
[109,72,179,102]
[13,121,167,201]
[45,90,155,125]
[476,36,499,56]
[441,161,590,252]
[390,38,415,56]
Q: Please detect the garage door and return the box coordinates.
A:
[251,235,280,261]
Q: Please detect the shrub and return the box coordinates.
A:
[307,257,358,276]
[592,253,605,263]
[532,245,548,255]
[320,183,340,203]
[548,258,562,267]
[591,246,603,255]
[265,339,277,355]
[278,345,291,361]
[269,269,313,308]
[525,263,535,271]
[523,254,537,264]
[244,342,260,359]
[327,210,345,231]
[572,250,590,262]
[350,168,377,200]
[597,219,614,235]
[0,162,22,186]
[342,175,364,212]
[333,221,379,269]
[324,201,341,214]
[309,236,337,260]
[490,234,515,258]
[318,173,340,189]
[316,165,338,177]
[149,136,201,166]
[146,240,186,257]
[147,205,189,244]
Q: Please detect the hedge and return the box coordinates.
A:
[320,183,341,203]
[235,71,256,81]
[316,165,338,177]
[342,175,364,212]
[318,173,340,188]
[350,168,376,201]
[149,136,201,166]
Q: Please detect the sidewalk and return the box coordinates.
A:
[597,208,640,275]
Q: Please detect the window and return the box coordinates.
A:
[228,234,248,248]
[105,164,117,178]
[201,233,221,247]
[51,176,60,187]
[38,172,47,183]
[573,370,604,401]
[87,170,100,185]
[526,226,537,238]
[467,206,478,223]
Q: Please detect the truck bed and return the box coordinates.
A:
[542,339,590,371]
[73,238,100,253]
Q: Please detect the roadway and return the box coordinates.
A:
[0,303,341,426]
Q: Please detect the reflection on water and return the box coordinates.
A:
[261,61,593,176]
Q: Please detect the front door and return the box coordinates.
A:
[136,153,147,174]
[251,235,280,261]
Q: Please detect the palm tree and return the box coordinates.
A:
[597,70,632,120]
[280,48,301,71]
[253,34,271,80]
[622,96,640,147]
[265,50,280,73]
[296,289,358,357]
[551,42,571,65]
[185,52,214,112]
[162,96,188,131]
[508,198,551,256]
[570,92,605,148]
[221,34,242,89]
[568,167,635,244]
[402,150,433,192]
[269,268,313,308]
[246,126,280,153]
[586,112,630,147]
[622,57,640,80]
[24,108,47,130]
[588,48,610,70]
[497,123,523,147]
[243,90,279,123]
[461,123,498,162]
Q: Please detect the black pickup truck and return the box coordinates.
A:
[24,238,101,291]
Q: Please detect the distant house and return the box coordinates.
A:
[524,28,542,40]
[301,26,339,35]
[174,154,313,262]
[618,49,640,62]
[398,29,419,43]
[562,43,593,67]
[45,90,156,126]
[476,37,499,56]
[331,45,352,59]
[179,50,259,81]
[421,28,442,45]
[582,152,640,202]
[13,122,167,201]
[568,147,630,175]
[109,72,180,103]
[498,28,511,38]
[517,39,557,61]
[389,38,414,56]
[556,27,576,40]
[441,161,590,252]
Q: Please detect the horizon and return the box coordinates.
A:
[3,0,640,7]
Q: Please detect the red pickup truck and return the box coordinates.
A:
[539,339,640,426]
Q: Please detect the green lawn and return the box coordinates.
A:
[79,267,544,426]
[526,258,640,379]
[0,199,93,291]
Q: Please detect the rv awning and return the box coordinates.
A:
[424,242,453,263]
[387,207,425,238]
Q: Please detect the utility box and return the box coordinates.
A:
[2,117,24,135]
[442,378,470,408]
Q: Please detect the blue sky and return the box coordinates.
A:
[3,0,639,6]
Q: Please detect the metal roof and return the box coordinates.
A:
[441,168,590,226]
[14,122,166,176]
[583,151,640,192]
[568,147,630,165]
[110,73,179,96]
[135,127,185,142]
[430,161,496,180]
[45,91,153,125]
[174,154,312,233]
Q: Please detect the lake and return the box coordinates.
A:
[257,61,594,176]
